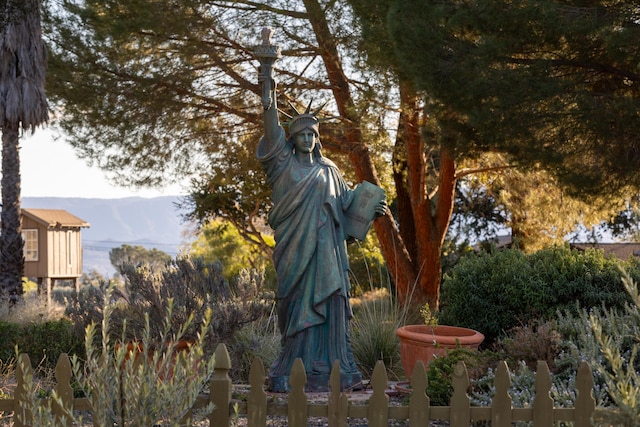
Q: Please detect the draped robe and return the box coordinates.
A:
[257,127,362,392]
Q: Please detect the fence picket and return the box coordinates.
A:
[368,360,389,427]
[14,353,32,427]
[288,359,308,427]
[492,361,512,427]
[247,357,267,427]
[450,360,470,427]
[575,361,596,427]
[328,360,348,427]
[53,353,73,427]
[409,360,429,427]
[210,343,232,427]
[533,361,554,427]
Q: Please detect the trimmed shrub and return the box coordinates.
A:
[0,319,84,369]
[440,245,636,344]
[425,348,493,406]
[0,321,19,362]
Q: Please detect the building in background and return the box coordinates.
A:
[21,208,90,304]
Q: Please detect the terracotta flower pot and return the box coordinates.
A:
[396,324,484,380]
[117,340,194,380]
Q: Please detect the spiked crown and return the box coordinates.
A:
[281,100,328,136]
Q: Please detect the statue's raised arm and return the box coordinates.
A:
[254,27,281,144]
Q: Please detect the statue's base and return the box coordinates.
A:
[269,371,362,393]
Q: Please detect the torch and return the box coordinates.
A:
[254,27,282,110]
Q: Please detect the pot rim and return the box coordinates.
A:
[396,324,484,346]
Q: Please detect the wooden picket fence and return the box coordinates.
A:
[2,343,598,426]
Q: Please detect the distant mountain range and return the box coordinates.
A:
[22,196,192,276]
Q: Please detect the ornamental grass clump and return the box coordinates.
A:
[350,287,407,379]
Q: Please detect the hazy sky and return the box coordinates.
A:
[19,128,186,199]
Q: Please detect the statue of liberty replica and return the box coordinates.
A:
[254,28,386,392]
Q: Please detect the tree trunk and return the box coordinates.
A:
[304,0,418,304]
[303,0,461,310]
[0,121,24,302]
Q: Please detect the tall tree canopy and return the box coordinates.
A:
[383,0,640,196]
[43,0,640,309]
[109,244,172,272]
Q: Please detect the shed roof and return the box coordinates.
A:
[22,209,90,228]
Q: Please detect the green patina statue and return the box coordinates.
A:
[254,28,386,392]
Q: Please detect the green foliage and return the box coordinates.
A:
[440,246,635,343]
[470,360,591,413]
[464,312,612,413]
[71,287,216,426]
[424,348,490,406]
[589,270,640,426]
[22,278,37,293]
[385,0,640,197]
[347,234,389,296]
[440,237,475,279]
[66,257,273,351]
[350,288,406,379]
[0,319,84,370]
[419,302,438,326]
[452,161,631,253]
[64,283,106,341]
[469,268,640,422]
[79,269,114,288]
[0,322,19,362]
[12,320,84,369]
[109,244,172,271]
[0,293,83,369]
[188,218,275,284]
[228,314,280,382]
[493,320,564,373]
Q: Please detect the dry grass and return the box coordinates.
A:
[0,291,66,324]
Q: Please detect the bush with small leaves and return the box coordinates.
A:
[470,360,607,412]
[0,318,84,370]
[586,269,640,426]
[9,290,217,426]
[440,245,636,344]
[425,347,494,406]
[494,319,564,373]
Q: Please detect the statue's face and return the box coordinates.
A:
[293,129,317,154]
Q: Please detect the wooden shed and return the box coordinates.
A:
[21,208,90,300]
